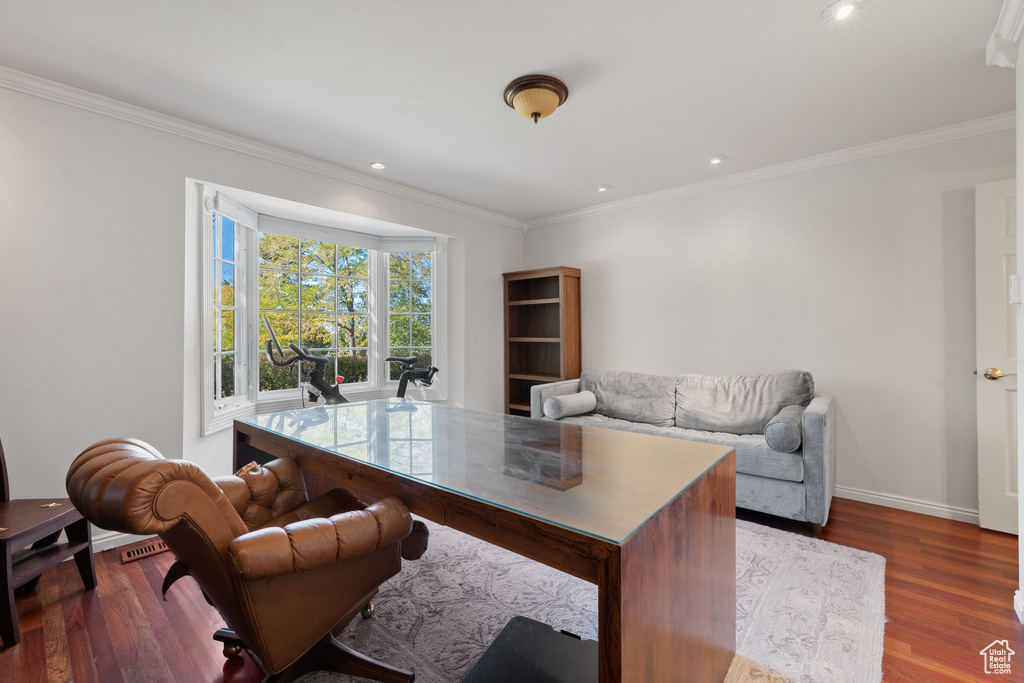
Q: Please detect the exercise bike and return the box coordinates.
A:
[264,314,349,405]
[263,314,439,405]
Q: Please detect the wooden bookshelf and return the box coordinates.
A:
[503,266,581,416]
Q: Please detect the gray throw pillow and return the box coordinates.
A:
[543,391,598,420]
[764,405,804,453]
[579,367,676,427]
[675,370,814,433]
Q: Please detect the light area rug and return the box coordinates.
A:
[299,519,885,683]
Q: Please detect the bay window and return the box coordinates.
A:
[198,183,446,435]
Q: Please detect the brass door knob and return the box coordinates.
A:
[983,367,1017,380]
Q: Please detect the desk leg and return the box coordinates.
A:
[598,453,736,683]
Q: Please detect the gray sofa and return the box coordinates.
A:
[530,367,835,526]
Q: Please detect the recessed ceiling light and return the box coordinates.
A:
[597,185,611,193]
[822,0,857,21]
[369,161,386,170]
[709,155,727,165]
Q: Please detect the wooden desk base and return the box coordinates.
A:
[236,425,736,683]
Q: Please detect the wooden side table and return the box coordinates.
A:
[0,499,96,647]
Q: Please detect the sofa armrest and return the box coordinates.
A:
[801,394,835,526]
[228,497,413,580]
[530,379,581,419]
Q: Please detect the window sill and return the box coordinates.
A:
[255,384,446,414]
[205,401,257,436]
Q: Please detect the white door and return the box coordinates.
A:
[977,179,1018,534]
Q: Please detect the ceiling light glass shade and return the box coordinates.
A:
[512,88,561,121]
[835,3,854,19]
[504,75,569,124]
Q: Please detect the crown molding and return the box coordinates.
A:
[0,65,525,230]
[525,111,1016,230]
[988,0,1024,67]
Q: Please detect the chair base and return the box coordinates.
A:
[214,629,414,683]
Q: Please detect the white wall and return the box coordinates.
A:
[0,85,523,507]
[524,131,1015,520]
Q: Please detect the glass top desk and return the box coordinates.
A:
[235,399,736,683]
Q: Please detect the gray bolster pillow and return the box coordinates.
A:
[764,405,804,453]
[543,391,598,420]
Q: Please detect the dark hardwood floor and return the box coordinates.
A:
[0,497,1019,682]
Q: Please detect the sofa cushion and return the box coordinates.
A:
[675,370,814,434]
[764,405,804,453]
[543,391,597,420]
[558,414,804,482]
[579,367,676,428]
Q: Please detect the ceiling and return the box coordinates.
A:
[0,1,1013,222]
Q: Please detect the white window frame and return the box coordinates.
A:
[200,187,259,435]
[197,187,447,435]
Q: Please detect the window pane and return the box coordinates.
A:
[260,311,299,351]
[260,271,299,310]
[411,410,432,439]
[389,315,410,347]
[410,252,431,280]
[222,309,235,352]
[301,313,335,349]
[411,280,431,313]
[412,441,432,472]
[338,314,368,349]
[337,350,368,383]
[389,252,410,279]
[221,263,235,306]
[259,353,299,392]
[220,353,235,399]
[221,217,235,262]
[336,278,368,313]
[389,281,411,313]
[411,314,431,347]
[389,440,410,471]
[337,246,369,278]
[301,275,334,311]
[259,233,298,270]
[300,240,336,275]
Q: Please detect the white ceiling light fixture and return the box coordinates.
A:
[709,155,727,165]
[369,161,386,170]
[597,185,611,193]
[821,0,858,21]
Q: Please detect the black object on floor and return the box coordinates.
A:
[461,616,598,683]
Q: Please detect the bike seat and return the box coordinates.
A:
[386,355,419,366]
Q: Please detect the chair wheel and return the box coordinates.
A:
[360,602,375,619]
[222,645,243,658]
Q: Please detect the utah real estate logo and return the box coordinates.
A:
[980,640,1015,675]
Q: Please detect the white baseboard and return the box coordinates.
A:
[91,529,148,553]
[834,485,980,525]
[1015,590,1024,625]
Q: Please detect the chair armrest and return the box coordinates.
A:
[228,497,413,580]
[530,379,581,419]
[801,394,835,526]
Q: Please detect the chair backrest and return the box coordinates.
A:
[66,438,258,647]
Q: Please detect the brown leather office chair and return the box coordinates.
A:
[66,438,427,682]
